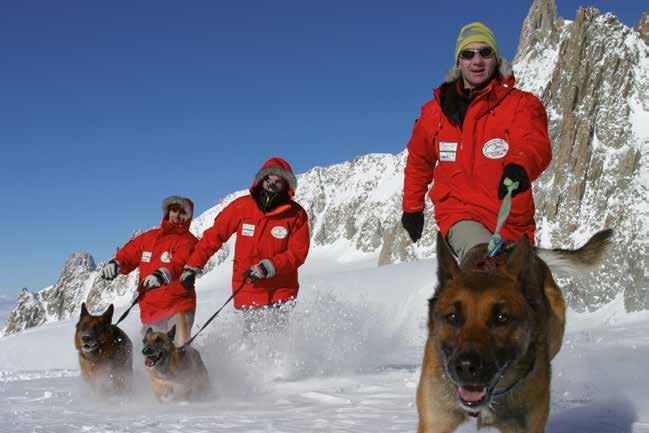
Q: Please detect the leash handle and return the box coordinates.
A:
[486,177,519,257]
[183,272,253,348]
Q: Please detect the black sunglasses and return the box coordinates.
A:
[459,47,495,60]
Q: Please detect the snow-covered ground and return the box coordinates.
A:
[1,252,648,433]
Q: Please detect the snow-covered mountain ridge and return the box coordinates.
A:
[3,0,648,335]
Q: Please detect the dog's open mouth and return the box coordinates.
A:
[458,385,489,410]
[144,352,162,368]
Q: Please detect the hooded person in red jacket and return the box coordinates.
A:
[101,196,198,346]
[401,22,551,261]
[180,157,310,330]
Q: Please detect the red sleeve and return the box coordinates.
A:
[403,105,438,212]
[187,201,240,269]
[168,236,198,279]
[269,209,310,276]
[114,232,147,275]
[505,93,552,181]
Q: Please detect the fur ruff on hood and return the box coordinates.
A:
[161,195,194,218]
[253,163,298,193]
[443,58,513,84]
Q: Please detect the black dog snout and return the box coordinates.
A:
[142,346,155,356]
[452,351,497,384]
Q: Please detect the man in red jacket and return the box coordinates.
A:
[101,195,198,345]
[180,157,310,331]
[401,22,551,261]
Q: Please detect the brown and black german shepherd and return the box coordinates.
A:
[417,229,612,433]
[75,303,133,395]
[142,325,210,402]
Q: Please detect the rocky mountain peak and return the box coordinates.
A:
[514,0,560,64]
[514,5,649,311]
[2,288,46,335]
[638,12,649,45]
[60,251,96,277]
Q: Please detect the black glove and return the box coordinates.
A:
[101,259,120,281]
[180,265,200,290]
[498,164,530,199]
[401,211,424,243]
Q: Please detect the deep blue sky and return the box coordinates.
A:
[0,0,645,298]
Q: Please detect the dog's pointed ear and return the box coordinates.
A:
[80,302,89,318]
[145,327,154,336]
[102,304,114,323]
[167,325,176,342]
[507,235,532,277]
[507,235,545,304]
[436,232,460,287]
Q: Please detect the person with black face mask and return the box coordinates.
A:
[180,157,310,332]
[255,174,291,213]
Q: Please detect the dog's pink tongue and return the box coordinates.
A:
[459,386,486,402]
[145,358,153,367]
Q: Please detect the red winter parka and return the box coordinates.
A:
[187,158,310,308]
[115,197,198,323]
[403,74,551,242]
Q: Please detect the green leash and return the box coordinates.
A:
[486,178,519,257]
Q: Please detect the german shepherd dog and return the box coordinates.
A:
[75,303,133,395]
[417,229,612,433]
[142,325,210,402]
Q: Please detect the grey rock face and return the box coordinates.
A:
[638,12,649,46]
[3,289,46,335]
[41,252,96,321]
[515,4,649,311]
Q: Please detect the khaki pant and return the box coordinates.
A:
[141,310,195,346]
[446,220,492,263]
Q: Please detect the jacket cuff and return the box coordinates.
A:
[158,267,173,284]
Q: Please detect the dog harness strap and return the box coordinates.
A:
[486,177,519,257]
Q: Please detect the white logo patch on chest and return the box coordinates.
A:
[440,151,457,162]
[439,142,458,162]
[482,138,509,159]
[142,251,152,263]
[242,224,255,237]
[160,251,172,263]
[271,226,288,239]
[439,142,458,152]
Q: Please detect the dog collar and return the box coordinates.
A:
[493,358,536,398]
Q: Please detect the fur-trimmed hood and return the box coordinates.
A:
[443,58,513,84]
[251,157,298,195]
[161,196,194,219]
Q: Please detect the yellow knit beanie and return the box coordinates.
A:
[455,22,501,64]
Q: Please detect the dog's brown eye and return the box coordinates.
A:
[495,313,509,325]
[445,313,461,326]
